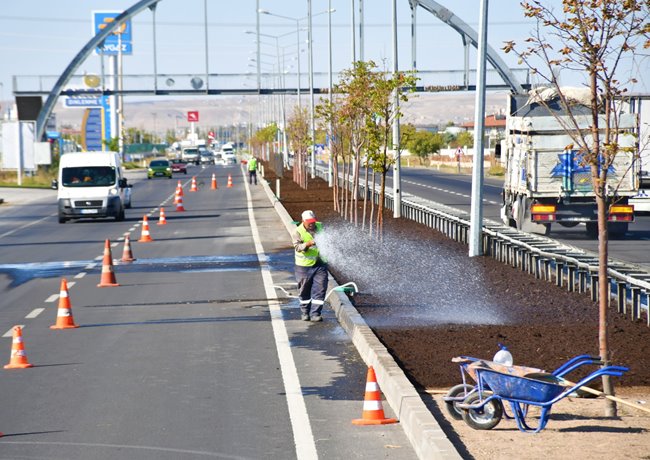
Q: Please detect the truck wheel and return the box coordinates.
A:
[58,215,66,224]
[608,222,628,237]
[585,222,598,238]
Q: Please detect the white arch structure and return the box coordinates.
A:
[36,0,525,140]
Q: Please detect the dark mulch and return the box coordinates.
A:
[263,164,650,390]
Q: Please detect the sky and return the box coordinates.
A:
[0,1,648,112]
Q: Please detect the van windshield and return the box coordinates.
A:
[62,166,116,187]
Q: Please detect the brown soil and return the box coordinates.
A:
[263,164,650,459]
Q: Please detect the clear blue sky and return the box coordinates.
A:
[0,0,647,104]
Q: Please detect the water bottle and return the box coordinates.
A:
[493,344,513,367]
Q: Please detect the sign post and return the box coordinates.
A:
[188,111,199,145]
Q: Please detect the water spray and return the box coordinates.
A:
[273,285,299,298]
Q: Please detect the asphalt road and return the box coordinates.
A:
[0,165,418,460]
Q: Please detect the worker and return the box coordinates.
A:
[248,156,258,185]
[292,210,328,322]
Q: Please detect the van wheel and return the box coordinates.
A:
[58,215,66,224]
[115,208,125,222]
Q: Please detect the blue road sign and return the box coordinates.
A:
[93,11,133,56]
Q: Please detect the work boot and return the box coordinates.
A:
[301,313,310,321]
[310,315,323,322]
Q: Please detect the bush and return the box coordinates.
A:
[487,164,505,176]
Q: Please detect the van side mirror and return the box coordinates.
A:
[51,179,58,190]
[119,178,127,188]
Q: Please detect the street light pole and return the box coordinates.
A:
[308,0,315,179]
[392,0,401,218]
[469,0,489,257]
[328,0,333,187]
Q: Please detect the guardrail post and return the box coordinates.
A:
[589,272,598,302]
[556,262,564,287]
[631,287,641,320]
[578,270,586,294]
[616,282,627,314]
[531,254,540,279]
[567,266,576,292]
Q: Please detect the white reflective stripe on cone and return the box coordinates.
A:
[365,382,379,392]
[57,309,71,317]
[362,400,382,411]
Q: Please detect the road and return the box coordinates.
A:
[0,165,417,460]
[388,166,650,268]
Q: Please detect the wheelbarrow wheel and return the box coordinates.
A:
[444,384,474,420]
[461,392,503,430]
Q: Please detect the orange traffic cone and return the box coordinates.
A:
[189,176,198,192]
[50,278,79,329]
[352,366,398,425]
[138,215,153,242]
[97,239,120,287]
[211,173,218,190]
[227,175,233,188]
[121,233,136,262]
[4,326,33,369]
[175,194,186,212]
[176,180,184,196]
[157,207,167,225]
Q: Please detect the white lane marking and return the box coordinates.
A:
[403,179,500,205]
[86,263,97,269]
[111,242,119,248]
[67,281,76,288]
[26,308,45,319]
[244,173,318,459]
[74,272,86,279]
[0,213,57,240]
[45,294,59,303]
[94,256,103,261]
[3,325,24,337]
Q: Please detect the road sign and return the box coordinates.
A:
[187,111,199,123]
[93,11,133,56]
[64,95,102,108]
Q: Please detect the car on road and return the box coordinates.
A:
[147,158,173,179]
[223,153,237,165]
[199,150,214,165]
[181,147,200,165]
[171,159,188,174]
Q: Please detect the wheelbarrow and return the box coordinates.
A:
[457,358,628,433]
[443,354,603,423]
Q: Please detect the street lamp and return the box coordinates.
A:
[258,8,334,110]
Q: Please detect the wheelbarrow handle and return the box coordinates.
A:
[552,354,602,376]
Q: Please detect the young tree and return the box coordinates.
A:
[503,0,650,416]
[286,107,311,189]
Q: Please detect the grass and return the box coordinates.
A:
[0,169,56,188]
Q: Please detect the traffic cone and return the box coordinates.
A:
[138,215,153,242]
[157,207,167,225]
[176,180,184,196]
[4,326,33,369]
[211,173,218,190]
[50,278,79,329]
[175,194,186,212]
[227,175,233,188]
[352,366,398,425]
[189,176,198,192]
[121,233,136,262]
[97,239,120,287]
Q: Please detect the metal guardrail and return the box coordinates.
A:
[314,166,650,326]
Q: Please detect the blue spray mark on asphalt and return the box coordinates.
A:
[0,253,294,288]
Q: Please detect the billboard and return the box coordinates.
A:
[93,11,133,55]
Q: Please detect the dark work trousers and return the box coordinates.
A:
[295,264,328,317]
[249,170,257,185]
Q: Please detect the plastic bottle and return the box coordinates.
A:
[493,344,513,367]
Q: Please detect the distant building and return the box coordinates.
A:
[461,114,507,148]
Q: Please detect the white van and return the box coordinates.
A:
[54,151,132,223]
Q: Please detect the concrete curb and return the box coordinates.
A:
[259,178,461,460]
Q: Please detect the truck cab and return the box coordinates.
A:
[54,151,132,223]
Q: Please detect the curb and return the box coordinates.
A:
[259,177,461,460]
